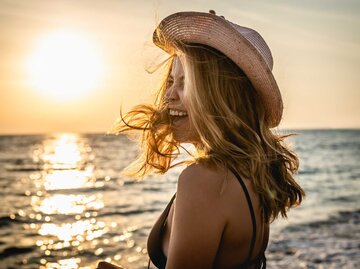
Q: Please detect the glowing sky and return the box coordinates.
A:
[0,0,359,134]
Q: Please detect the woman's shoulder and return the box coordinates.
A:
[174,162,229,229]
[181,161,226,179]
[181,162,223,178]
[177,162,229,199]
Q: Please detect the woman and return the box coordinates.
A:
[99,10,305,269]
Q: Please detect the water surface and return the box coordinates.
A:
[0,129,359,268]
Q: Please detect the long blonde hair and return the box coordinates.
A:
[109,43,305,223]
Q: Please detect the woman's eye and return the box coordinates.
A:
[167,79,174,86]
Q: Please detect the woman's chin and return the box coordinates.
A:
[171,115,188,126]
[170,116,200,145]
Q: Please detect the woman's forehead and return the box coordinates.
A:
[171,56,184,76]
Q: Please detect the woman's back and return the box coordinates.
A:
[148,163,269,268]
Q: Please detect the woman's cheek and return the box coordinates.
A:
[181,88,190,111]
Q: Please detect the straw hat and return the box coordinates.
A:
[153,10,283,128]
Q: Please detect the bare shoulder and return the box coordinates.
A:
[181,162,223,176]
[166,163,229,268]
[177,163,228,200]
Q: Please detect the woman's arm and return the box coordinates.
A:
[166,164,227,269]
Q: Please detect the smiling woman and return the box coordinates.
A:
[26,29,104,101]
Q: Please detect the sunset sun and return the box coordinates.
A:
[27,30,104,101]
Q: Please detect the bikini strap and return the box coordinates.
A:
[161,193,176,229]
[148,193,176,269]
[228,167,257,265]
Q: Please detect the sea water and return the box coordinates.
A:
[0,129,359,268]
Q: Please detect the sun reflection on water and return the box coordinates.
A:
[30,133,108,268]
[42,141,82,167]
[38,219,107,241]
[33,133,87,169]
[33,194,103,215]
[42,169,95,190]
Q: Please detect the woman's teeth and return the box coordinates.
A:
[169,109,188,116]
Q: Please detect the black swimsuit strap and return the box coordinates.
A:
[161,193,176,229]
[228,167,257,265]
[148,193,176,269]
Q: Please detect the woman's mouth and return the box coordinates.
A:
[168,109,188,125]
[169,109,188,117]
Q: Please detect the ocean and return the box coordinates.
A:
[0,129,359,269]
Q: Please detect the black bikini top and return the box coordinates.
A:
[147,167,268,269]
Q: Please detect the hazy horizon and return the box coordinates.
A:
[1,127,359,137]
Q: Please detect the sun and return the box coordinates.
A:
[26,29,104,101]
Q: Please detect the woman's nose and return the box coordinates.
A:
[165,85,179,101]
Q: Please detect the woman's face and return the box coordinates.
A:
[165,57,199,144]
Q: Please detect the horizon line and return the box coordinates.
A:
[0,127,359,136]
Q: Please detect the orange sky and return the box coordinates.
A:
[0,0,359,134]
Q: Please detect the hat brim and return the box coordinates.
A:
[153,11,283,128]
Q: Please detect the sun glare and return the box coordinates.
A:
[26,29,104,101]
